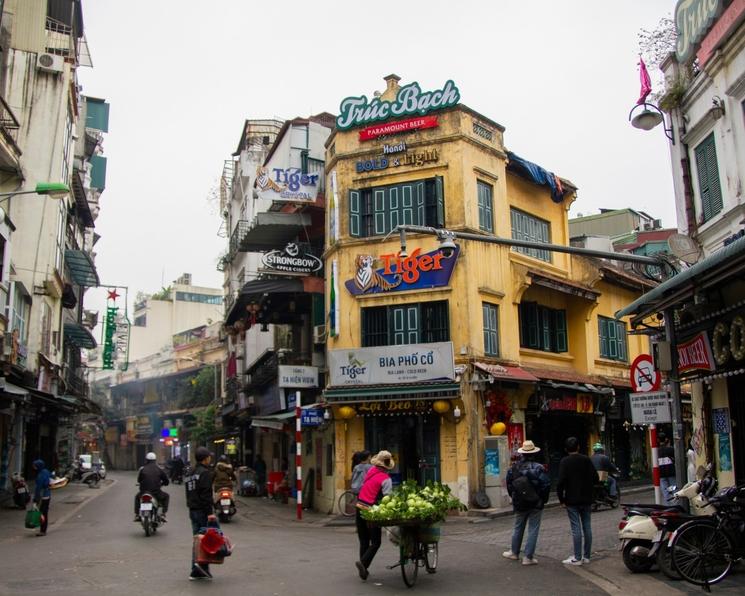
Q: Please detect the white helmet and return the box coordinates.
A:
[145,452,157,461]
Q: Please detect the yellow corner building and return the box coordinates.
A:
[322,75,653,509]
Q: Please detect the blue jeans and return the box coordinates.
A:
[566,505,592,560]
[607,476,617,498]
[511,508,542,559]
[659,476,675,503]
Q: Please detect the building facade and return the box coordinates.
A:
[324,75,652,507]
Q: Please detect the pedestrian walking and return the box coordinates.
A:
[658,434,676,501]
[686,439,697,484]
[32,459,51,537]
[354,450,394,581]
[556,437,598,566]
[350,450,372,495]
[502,440,550,566]
[186,447,215,580]
[253,454,266,496]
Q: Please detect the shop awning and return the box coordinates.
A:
[65,249,100,287]
[523,366,621,393]
[251,410,296,430]
[474,362,539,383]
[615,234,745,323]
[528,270,599,301]
[323,382,460,404]
[1,381,29,396]
[226,278,304,325]
[64,322,97,349]
[234,212,311,253]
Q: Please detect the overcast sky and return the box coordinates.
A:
[79,0,675,320]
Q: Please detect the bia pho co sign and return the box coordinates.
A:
[261,243,322,275]
[336,80,460,130]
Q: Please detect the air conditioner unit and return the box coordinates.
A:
[313,324,327,344]
[37,53,64,74]
[653,219,662,229]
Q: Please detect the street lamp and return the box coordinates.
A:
[0,182,71,200]
[629,103,675,144]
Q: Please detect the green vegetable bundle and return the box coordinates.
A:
[361,480,465,525]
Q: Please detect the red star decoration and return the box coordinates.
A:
[107,289,120,301]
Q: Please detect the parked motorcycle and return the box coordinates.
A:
[618,468,718,575]
[137,492,163,536]
[11,473,31,509]
[215,488,236,523]
[593,471,621,510]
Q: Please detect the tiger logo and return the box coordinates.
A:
[255,166,285,193]
[353,255,402,293]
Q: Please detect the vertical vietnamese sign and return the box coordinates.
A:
[102,306,117,370]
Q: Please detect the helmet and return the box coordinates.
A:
[145,452,157,461]
[218,455,229,463]
[592,443,604,452]
[195,446,211,461]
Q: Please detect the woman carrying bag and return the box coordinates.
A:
[32,459,51,536]
[354,450,394,581]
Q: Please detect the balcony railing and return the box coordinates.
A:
[245,351,312,390]
[0,95,20,145]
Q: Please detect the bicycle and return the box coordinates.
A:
[669,486,745,590]
[337,490,357,517]
[385,522,439,587]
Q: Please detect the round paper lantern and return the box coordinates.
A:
[432,400,451,414]
[490,422,507,436]
[337,406,356,420]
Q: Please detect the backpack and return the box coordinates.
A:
[511,466,541,510]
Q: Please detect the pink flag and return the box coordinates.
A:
[637,57,652,105]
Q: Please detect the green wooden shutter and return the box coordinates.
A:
[599,317,608,358]
[402,183,414,225]
[607,319,618,359]
[389,186,400,231]
[540,307,552,351]
[435,176,445,227]
[392,307,405,345]
[695,134,723,222]
[349,189,360,237]
[555,310,567,353]
[374,188,387,235]
[407,306,419,344]
[484,184,493,232]
[415,181,425,225]
[617,321,628,362]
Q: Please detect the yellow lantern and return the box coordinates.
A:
[490,422,507,436]
[337,406,356,420]
[432,400,451,414]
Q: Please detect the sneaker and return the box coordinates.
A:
[133,515,141,522]
[582,557,591,564]
[522,557,538,565]
[562,556,583,566]
[355,561,369,580]
[193,563,209,578]
[35,531,46,537]
[502,551,519,560]
[203,568,212,579]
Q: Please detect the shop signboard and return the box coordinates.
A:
[346,246,459,296]
[328,342,455,386]
[358,115,439,141]
[337,80,460,131]
[261,243,322,275]
[675,0,724,62]
[677,331,715,373]
[278,365,319,388]
[697,0,745,66]
[630,391,672,425]
[255,166,319,203]
[356,400,433,415]
[301,408,325,427]
[355,148,439,173]
[712,407,731,434]
[256,384,282,415]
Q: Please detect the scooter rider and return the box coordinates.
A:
[591,443,618,498]
[213,455,236,493]
[134,452,170,522]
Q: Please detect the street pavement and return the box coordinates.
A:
[0,472,743,595]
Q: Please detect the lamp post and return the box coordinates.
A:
[0,182,71,201]
[629,103,675,144]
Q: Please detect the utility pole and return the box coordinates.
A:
[663,308,687,488]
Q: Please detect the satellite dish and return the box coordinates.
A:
[668,233,701,265]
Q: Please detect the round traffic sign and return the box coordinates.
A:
[630,354,661,392]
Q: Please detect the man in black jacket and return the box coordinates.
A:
[556,437,598,566]
[187,447,214,580]
[134,452,170,521]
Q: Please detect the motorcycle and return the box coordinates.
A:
[618,467,718,575]
[11,473,31,509]
[593,471,621,510]
[215,488,236,523]
[137,492,163,537]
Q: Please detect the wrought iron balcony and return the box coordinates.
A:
[0,95,21,172]
[244,350,312,390]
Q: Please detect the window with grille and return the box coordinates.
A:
[694,133,723,223]
[510,208,551,262]
[477,180,494,232]
[482,302,499,356]
[349,177,444,238]
[362,301,449,346]
[518,301,567,353]
[598,316,627,362]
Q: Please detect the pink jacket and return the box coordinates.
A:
[358,466,392,506]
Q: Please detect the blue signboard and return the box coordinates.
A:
[345,245,459,296]
[301,408,325,427]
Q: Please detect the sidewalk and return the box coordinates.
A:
[0,478,114,543]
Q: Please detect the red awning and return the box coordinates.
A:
[474,362,539,383]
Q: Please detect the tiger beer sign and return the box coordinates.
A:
[345,246,459,296]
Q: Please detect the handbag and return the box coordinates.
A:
[25,507,42,529]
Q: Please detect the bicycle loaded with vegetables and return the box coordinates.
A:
[354,450,394,581]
